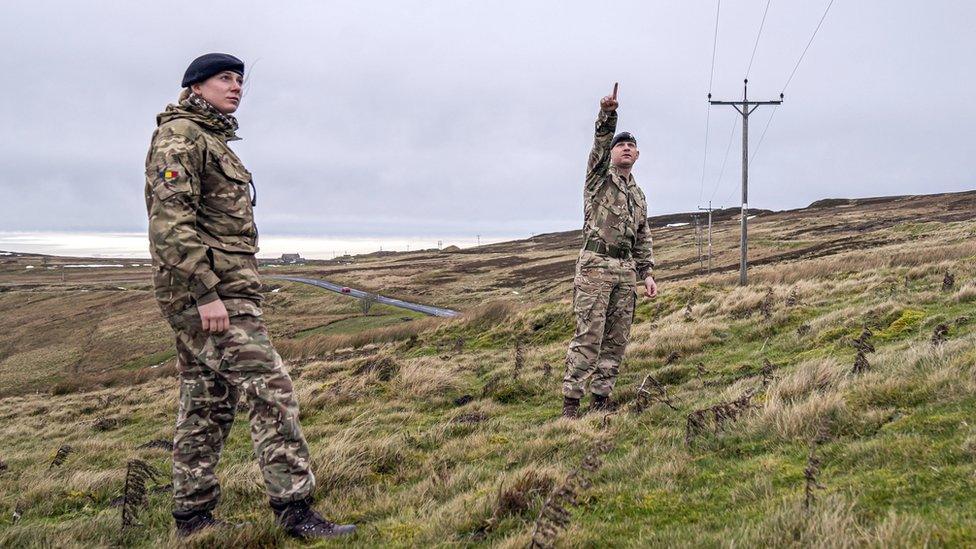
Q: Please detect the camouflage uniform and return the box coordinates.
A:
[563,110,654,400]
[145,94,315,513]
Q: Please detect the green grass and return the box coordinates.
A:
[120,350,176,370]
[2,231,976,547]
[293,306,424,339]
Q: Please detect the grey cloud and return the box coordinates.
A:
[1,0,973,241]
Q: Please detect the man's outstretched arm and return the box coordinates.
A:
[586,83,619,188]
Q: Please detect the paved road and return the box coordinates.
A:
[268,275,460,318]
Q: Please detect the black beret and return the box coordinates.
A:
[610,132,637,149]
[181,53,245,88]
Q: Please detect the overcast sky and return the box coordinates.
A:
[1,0,973,247]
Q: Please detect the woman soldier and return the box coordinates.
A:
[144,53,355,539]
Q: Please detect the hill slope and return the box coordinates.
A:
[1,191,975,547]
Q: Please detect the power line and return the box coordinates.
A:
[745,0,772,79]
[782,0,836,93]
[750,106,778,164]
[698,107,712,206]
[698,0,723,206]
[751,0,835,171]
[709,115,739,202]
[708,0,722,93]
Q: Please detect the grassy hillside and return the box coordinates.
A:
[0,192,975,547]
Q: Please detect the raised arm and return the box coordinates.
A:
[586,83,619,186]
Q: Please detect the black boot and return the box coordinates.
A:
[174,510,227,537]
[562,396,580,418]
[591,393,613,411]
[272,499,356,539]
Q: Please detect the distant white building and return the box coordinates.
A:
[281,253,304,264]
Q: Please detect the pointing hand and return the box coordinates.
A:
[600,82,619,112]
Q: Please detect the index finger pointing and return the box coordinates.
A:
[612,82,618,99]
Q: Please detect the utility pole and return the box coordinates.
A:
[709,79,782,285]
[698,201,715,272]
[693,214,703,271]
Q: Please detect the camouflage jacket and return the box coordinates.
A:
[582,109,654,279]
[144,98,262,316]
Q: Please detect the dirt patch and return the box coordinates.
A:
[452,255,531,274]
[497,259,576,287]
[657,235,891,282]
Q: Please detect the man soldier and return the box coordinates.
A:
[562,83,658,418]
[144,53,355,539]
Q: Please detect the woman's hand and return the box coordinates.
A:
[198,298,230,332]
[644,276,658,299]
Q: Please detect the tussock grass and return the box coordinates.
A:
[277,316,444,358]
[392,357,465,400]
[750,240,976,285]
[3,196,976,546]
[736,495,931,547]
[629,318,723,360]
[953,281,976,303]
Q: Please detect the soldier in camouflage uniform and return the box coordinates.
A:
[562,84,658,418]
[145,53,355,539]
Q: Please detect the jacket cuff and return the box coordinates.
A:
[637,265,653,280]
[190,270,221,301]
[196,290,220,306]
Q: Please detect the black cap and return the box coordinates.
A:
[610,132,637,149]
[181,53,245,88]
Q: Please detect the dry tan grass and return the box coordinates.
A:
[736,494,930,547]
[276,316,444,358]
[748,358,850,440]
[954,281,976,303]
[767,358,849,403]
[629,317,724,360]
[707,285,774,316]
[3,194,976,546]
[460,300,519,327]
[749,240,976,286]
[391,357,465,399]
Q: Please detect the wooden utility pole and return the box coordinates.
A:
[698,201,715,272]
[693,214,702,270]
[709,79,782,285]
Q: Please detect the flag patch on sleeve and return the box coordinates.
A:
[161,169,180,181]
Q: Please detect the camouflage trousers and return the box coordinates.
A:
[563,250,637,399]
[168,299,315,514]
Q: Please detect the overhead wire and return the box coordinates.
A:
[782,0,836,93]
[750,106,778,165]
[745,0,772,79]
[707,0,837,208]
[751,0,835,166]
[709,0,773,206]
[709,115,740,203]
[698,0,723,206]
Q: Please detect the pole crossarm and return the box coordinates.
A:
[708,100,782,106]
